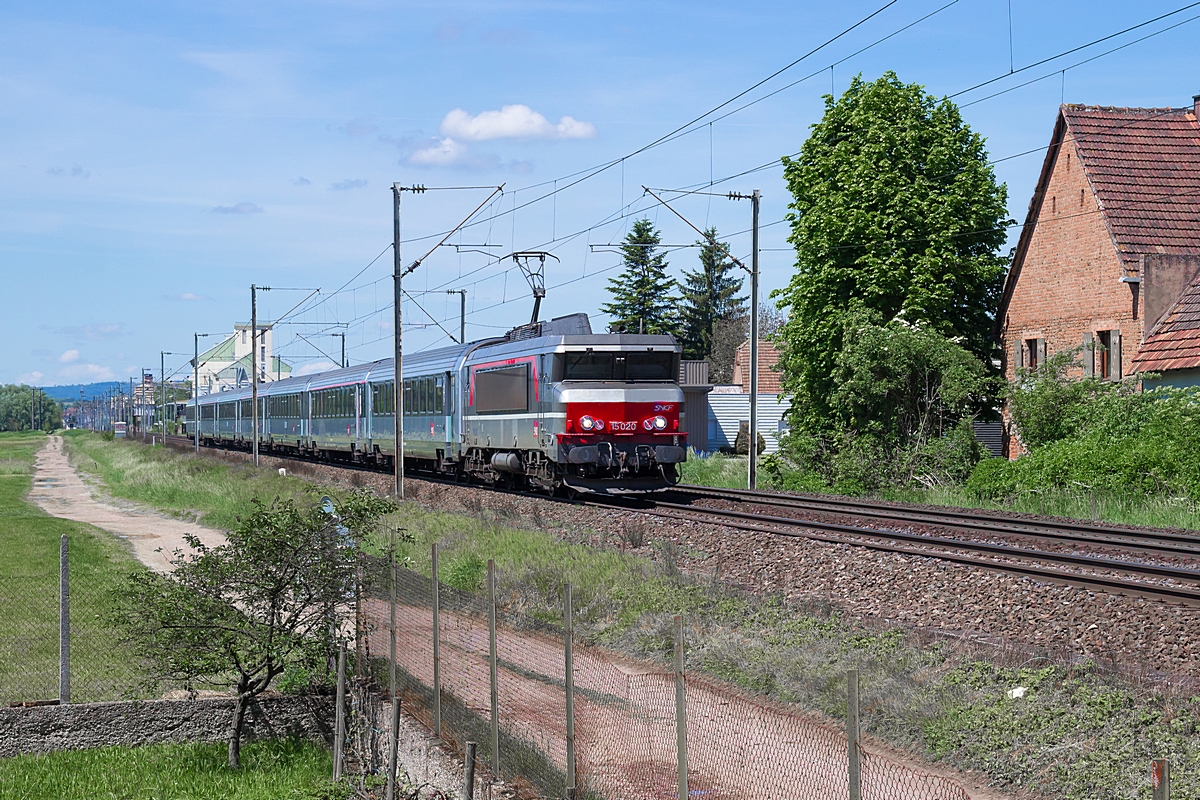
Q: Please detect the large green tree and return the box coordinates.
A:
[774,72,1010,433]
[601,218,680,336]
[0,385,62,431]
[679,228,747,359]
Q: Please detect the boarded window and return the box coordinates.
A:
[1097,330,1111,379]
[1025,338,1040,371]
[475,365,528,413]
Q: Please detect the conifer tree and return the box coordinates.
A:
[600,218,680,335]
[678,228,747,359]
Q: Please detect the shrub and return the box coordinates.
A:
[443,552,486,592]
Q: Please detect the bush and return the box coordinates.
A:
[734,422,767,456]
[992,380,1200,501]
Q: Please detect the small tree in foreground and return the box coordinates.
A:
[114,491,395,768]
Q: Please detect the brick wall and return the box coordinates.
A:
[1001,136,1143,388]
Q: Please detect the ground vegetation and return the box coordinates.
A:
[0,738,337,800]
[112,491,393,768]
[62,433,1200,797]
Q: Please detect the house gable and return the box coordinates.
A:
[1000,124,1135,382]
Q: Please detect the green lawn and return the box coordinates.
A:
[0,738,336,800]
[0,432,149,704]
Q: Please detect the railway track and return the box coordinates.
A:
[160,435,1200,608]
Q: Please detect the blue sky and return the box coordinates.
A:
[2,0,1198,387]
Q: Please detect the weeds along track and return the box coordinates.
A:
[162,436,1200,608]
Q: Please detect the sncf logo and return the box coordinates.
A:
[609,421,637,432]
[654,404,674,412]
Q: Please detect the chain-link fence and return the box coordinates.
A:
[360,554,973,800]
[0,535,147,706]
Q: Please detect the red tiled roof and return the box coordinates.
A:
[1063,105,1200,271]
[1132,271,1200,372]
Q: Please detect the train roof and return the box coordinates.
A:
[194,313,679,404]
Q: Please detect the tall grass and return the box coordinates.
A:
[0,738,333,800]
[0,432,149,704]
[678,450,750,489]
[62,431,316,531]
[886,484,1200,531]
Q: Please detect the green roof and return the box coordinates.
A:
[199,336,236,363]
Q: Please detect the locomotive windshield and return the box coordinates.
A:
[556,352,676,382]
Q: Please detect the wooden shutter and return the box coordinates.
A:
[1037,338,1047,369]
[1082,332,1094,377]
[1111,330,1121,380]
[1012,340,1023,375]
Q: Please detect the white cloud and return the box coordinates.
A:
[409,137,470,166]
[178,292,212,301]
[16,371,44,384]
[59,349,80,363]
[329,178,368,191]
[213,202,263,214]
[294,361,338,376]
[293,176,312,186]
[55,324,123,340]
[440,105,595,141]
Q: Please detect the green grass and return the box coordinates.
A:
[888,483,1200,531]
[62,431,317,531]
[0,432,150,704]
[0,738,336,800]
[678,450,751,489]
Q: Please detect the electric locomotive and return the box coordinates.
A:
[187,313,687,493]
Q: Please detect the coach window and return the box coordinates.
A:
[435,376,444,414]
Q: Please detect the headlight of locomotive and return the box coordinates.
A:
[653,415,668,430]
[580,415,595,431]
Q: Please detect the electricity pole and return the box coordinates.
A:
[392,185,405,500]
[250,285,271,467]
[447,289,467,343]
[333,333,346,368]
[193,333,214,453]
[391,182,505,500]
[641,185,762,489]
[748,190,760,490]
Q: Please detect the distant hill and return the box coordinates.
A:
[40,382,122,402]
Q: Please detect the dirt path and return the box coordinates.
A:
[27,436,226,572]
[369,599,1000,800]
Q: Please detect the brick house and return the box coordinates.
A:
[997,97,1200,453]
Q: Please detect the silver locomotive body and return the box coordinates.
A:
[187,313,687,492]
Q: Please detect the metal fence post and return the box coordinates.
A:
[488,559,500,782]
[433,542,442,738]
[847,669,862,800]
[564,582,576,795]
[674,615,688,800]
[387,697,401,800]
[59,535,70,705]
[1152,759,1170,800]
[333,644,347,782]
[463,741,477,800]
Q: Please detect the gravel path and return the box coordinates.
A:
[29,436,225,572]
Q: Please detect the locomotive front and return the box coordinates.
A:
[545,340,687,492]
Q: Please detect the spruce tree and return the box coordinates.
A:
[678,228,747,359]
[600,218,680,336]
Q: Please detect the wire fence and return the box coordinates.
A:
[359,552,974,800]
[0,535,147,707]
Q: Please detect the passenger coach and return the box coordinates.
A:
[187,313,687,493]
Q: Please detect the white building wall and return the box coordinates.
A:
[705,391,790,454]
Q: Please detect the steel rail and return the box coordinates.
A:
[608,501,1200,608]
[671,484,1200,556]
[162,436,1200,607]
